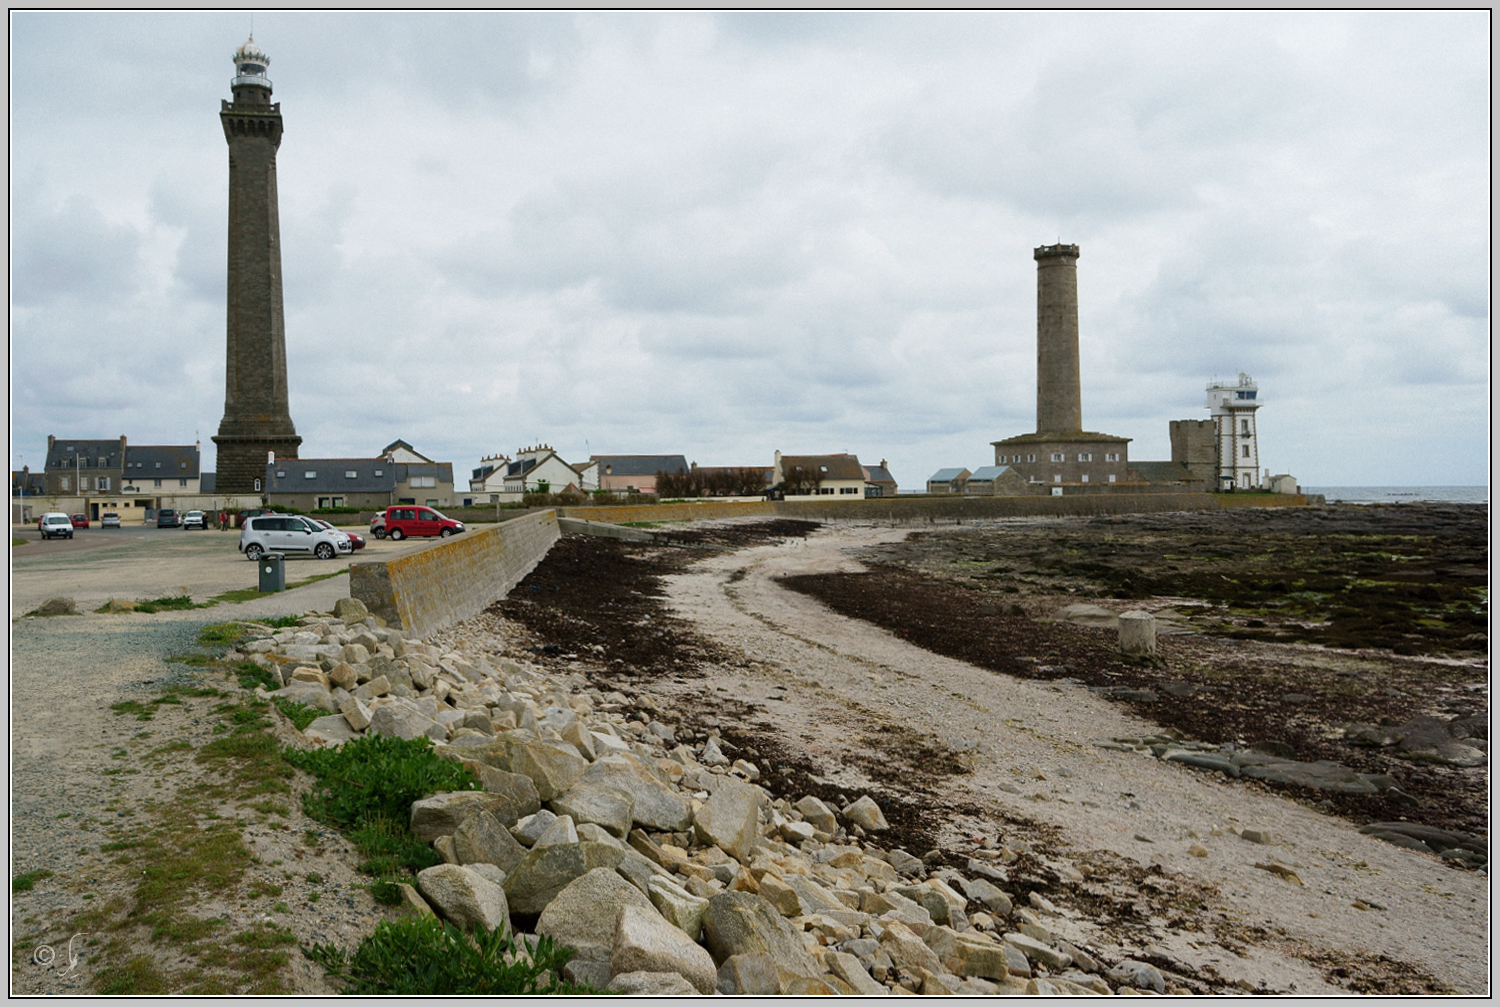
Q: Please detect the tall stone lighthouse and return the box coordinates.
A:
[212,37,301,493]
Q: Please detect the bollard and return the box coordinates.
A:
[1119,611,1157,658]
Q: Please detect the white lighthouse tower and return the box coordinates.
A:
[1206,373,1260,491]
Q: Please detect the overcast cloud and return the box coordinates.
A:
[11,12,1490,488]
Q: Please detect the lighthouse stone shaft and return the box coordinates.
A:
[212,39,301,493]
[1034,243,1082,435]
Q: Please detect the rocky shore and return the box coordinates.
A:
[248,597,1197,995]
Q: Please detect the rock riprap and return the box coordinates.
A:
[226,609,1231,994]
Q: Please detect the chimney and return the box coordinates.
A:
[1034,243,1083,434]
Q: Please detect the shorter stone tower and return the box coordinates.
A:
[992,243,1130,492]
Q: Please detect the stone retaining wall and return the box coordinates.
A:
[349,509,560,638]
[559,492,1312,526]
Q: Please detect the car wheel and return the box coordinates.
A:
[315,543,335,560]
[373,529,386,539]
[439,528,453,538]
[245,544,264,562]
[389,529,405,541]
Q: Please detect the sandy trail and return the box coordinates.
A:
[657,523,1487,994]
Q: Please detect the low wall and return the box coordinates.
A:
[349,509,560,638]
[557,492,1313,527]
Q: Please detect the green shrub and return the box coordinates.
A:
[272,698,321,732]
[286,735,480,828]
[304,917,600,995]
[284,735,480,877]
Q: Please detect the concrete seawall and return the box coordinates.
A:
[349,509,561,638]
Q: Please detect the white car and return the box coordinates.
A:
[238,514,353,561]
[38,512,74,540]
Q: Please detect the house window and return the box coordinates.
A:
[1078,453,1092,462]
[1054,475,1062,483]
[1108,474,1117,483]
[1081,474,1089,483]
[1240,420,1250,435]
[154,479,162,488]
[180,462,187,469]
[61,477,71,491]
[411,476,436,489]
[155,462,162,469]
[373,469,384,476]
[1106,452,1119,462]
[840,487,859,494]
[305,471,317,479]
[1050,453,1064,463]
[345,471,358,478]
[1027,454,1036,463]
[98,477,110,491]
[819,488,834,495]
[1242,445,1251,458]
[318,497,331,509]
[179,479,187,487]
[254,478,261,491]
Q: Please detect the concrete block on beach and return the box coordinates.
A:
[1119,610,1157,657]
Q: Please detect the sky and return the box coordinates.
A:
[10,12,1491,489]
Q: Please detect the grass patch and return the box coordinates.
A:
[304,917,598,995]
[13,869,53,892]
[134,594,198,614]
[205,570,348,608]
[13,537,29,546]
[94,956,172,995]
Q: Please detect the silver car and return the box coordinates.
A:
[238,515,353,561]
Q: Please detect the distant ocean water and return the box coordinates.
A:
[1305,486,1488,505]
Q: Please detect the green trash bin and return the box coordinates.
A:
[259,553,286,593]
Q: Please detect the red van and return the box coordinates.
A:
[384,506,465,540]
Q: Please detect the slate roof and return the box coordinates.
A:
[928,468,970,483]
[780,454,864,481]
[395,462,454,483]
[124,445,201,479]
[263,458,397,495]
[46,438,126,471]
[592,455,690,477]
[968,466,1013,481]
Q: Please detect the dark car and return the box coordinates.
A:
[70,513,89,528]
[156,509,182,528]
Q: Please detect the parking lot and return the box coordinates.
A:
[9,521,438,619]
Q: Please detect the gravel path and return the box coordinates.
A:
[655,522,1488,994]
[9,576,377,993]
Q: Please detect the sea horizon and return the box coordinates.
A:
[1305,486,1488,505]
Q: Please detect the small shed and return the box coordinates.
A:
[926,467,971,494]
